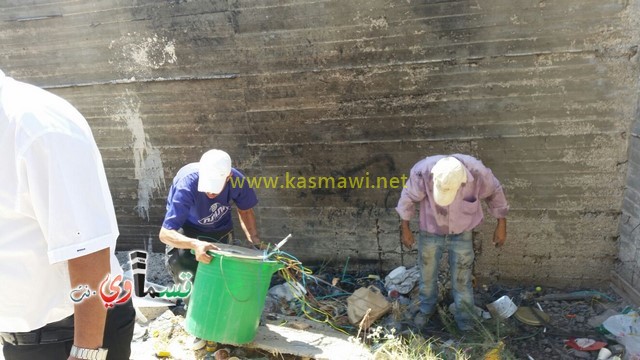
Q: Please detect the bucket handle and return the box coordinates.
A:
[219,255,253,303]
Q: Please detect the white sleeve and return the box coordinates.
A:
[19,131,119,264]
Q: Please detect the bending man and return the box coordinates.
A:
[396,154,509,331]
[159,149,262,285]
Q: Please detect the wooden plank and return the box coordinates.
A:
[610,271,640,307]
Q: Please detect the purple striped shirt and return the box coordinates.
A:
[396,154,509,235]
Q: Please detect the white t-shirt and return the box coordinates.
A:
[0,70,122,332]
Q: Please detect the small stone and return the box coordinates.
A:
[290,321,311,330]
[567,349,591,359]
[213,348,230,360]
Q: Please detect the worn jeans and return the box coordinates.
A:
[417,231,475,330]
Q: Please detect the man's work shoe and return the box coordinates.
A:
[457,322,474,332]
[413,311,433,328]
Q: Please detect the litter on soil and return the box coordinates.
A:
[112,251,638,360]
[1,251,633,360]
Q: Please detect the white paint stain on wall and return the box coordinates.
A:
[104,91,165,220]
[369,16,389,30]
[108,32,177,76]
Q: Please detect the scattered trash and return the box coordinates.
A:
[589,309,620,328]
[486,295,517,319]
[272,233,292,252]
[609,344,627,356]
[212,347,231,360]
[384,265,420,294]
[347,286,391,329]
[597,347,612,360]
[564,338,608,351]
[484,341,504,360]
[149,310,179,355]
[514,306,550,326]
[602,310,640,360]
[116,251,637,360]
[205,341,217,352]
[156,349,171,357]
[267,283,303,303]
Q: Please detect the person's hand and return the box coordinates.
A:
[246,235,265,250]
[248,237,268,250]
[253,241,270,251]
[249,234,261,245]
[493,219,507,247]
[194,240,220,264]
[401,226,416,249]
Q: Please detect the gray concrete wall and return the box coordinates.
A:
[617,115,640,302]
[1,0,639,287]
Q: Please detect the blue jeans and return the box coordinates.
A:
[417,231,475,330]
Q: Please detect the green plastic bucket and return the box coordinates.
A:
[185,244,283,345]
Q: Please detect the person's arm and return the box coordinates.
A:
[237,208,260,245]
[478,163,509,214]
[396,164,427,250]
[475,161,509,247]
[158,227,219,264]
[67,248,110,360]
[400,220,416,249]
[493,218,507,247]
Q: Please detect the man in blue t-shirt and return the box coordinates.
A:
[159,149,261,285]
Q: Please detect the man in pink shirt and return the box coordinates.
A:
[396,154,509,331]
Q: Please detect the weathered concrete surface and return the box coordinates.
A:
[1,0,639,288]
[249,318,372,360]
[617,115,640,303]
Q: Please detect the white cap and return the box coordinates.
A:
[198,149,232,194]
[431,156,467,206]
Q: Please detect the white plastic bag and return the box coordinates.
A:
[384,265,420,294]
[602,310,640,360]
